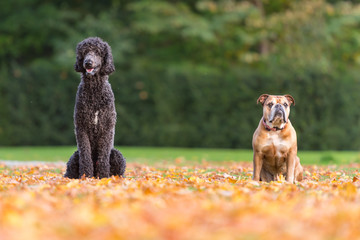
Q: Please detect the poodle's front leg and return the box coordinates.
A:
[95,133,113,178]
[76,131,94,178]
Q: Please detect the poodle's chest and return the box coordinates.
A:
[93,111,99,125]
[77,85,114,107]
[76,107,103,123]
[75,86,115,128]
[75,106,115,131]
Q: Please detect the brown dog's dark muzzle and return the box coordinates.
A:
[269,104,286,123]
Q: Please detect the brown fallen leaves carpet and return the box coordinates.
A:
[0,162,359,240]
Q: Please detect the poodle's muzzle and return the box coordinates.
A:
[83,51,102,75]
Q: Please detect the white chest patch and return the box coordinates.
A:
[266,133,282,146]
[94,111,99,125]
[265,133,290,157]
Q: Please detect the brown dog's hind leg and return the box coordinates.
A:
[260,169,274,182]
[295,156,303,182]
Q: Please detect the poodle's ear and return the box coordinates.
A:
[100,42,115,76]
[74,54,85,73]
[74,40,85,72]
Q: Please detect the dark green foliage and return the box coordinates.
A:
[1,0,360,150]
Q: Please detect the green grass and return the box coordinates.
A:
[0,146,360,165]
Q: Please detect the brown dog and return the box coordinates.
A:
[252,94,303,183]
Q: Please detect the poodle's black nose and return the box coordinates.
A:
[84,59,93,68]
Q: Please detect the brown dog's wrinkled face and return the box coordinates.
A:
[257,94,295,129]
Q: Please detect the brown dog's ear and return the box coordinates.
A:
[257,94,269,105]
[284,94,295,106]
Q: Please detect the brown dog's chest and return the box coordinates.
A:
[259,133,291,172]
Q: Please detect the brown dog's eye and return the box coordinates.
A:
[267,103,273,108]
[284,103,288,108]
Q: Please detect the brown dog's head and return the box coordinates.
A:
[257,94,295,129]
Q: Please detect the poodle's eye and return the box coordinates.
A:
[267,103,273,108]
[93,50,101,56]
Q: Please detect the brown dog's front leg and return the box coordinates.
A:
[253,152,263,181]
[294,156,303,181]
[286,149,297,183]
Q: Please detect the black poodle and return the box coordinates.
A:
[64,37,126,179]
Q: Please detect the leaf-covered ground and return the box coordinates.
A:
[0,162,360,240]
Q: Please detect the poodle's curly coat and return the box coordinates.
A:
[64,37,126,179]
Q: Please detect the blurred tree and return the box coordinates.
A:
[0,0,360,150]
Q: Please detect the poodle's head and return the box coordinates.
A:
[74,37,115,76]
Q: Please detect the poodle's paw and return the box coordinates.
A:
[110,148,126,177]
[94,158,111,179]
[95,164,110,179]
[65,151,96,179]
[64,151,80,179]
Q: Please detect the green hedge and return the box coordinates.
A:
[1,0,360,150]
